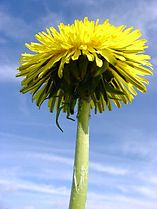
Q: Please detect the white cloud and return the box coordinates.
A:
[121,129,157,160]
[28,152,129,176]
[39,12,63,29]
[0,179,69,196]
[149,58,157,91]
[87,192,157,209]
[0,6,63,41]
[1,178,157,209]
[28,152,73,166]
[0,8,63,83]
[93,123,157,161]
[117,0,157,38]
[1,128,157,208]
[0,9,32,40]
[67,0,97,7]
[90,162,128,175]
[135,172,157,188]
[23,206,36,209]
[0,64,18,82]
[1,1,156,84]
[131,185,157,198]
[68,0,157,39]
[0,182,17,193]
[148,176,157,185]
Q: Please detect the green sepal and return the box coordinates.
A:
[108,99,112,111]
[78,55,88,80]
[56,105,64,132]
[55,93,64,132]
[32,83,48,107]
[91,94,98,114]
[103,80,125,95]
[93,60,109,77]
[103,69,114,83]
[48,96,57,113]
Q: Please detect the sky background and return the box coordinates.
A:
[0,0,157,209]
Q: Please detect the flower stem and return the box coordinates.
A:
[68,99,90,209]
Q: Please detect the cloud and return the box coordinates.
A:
[131,185,157,199]
[92,121,157,161]
[0,8,64,83]
[29,153,73,166]
[23,207,36,209]
[121,129,157,161]
[90,162,128,175]
[39,11,63,29]
[0,179,69,196]
[0,6,63,42]
[0,9,33,41]
[87,192,157,209]
[27,152,129,176]
[1,130,156,185]
[67,0,97,6]
[1,114,157,208]
[1,1,156,84]
[67,0,157,39]
[115,0,157,39]
[1,177,157,209]
[0,64,18,82]
[148,58,157,92]
[0,181,17,193]
[148,176,157,185]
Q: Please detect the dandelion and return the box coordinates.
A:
[17,17,153,209]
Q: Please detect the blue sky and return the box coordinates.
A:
[0,0,157,209]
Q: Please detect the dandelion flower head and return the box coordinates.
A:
[17,17,153,123]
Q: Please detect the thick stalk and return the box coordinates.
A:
[68,99,90,209]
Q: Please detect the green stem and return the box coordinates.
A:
[68,99,90,209]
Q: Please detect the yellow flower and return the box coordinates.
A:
[17,17,153,128]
